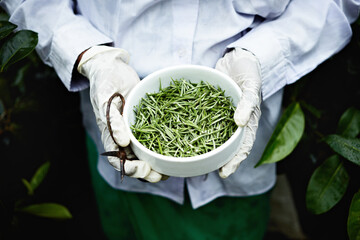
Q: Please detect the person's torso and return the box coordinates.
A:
[75,0,289,78]
[77,0,288,208]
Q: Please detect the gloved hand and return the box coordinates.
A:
[77,45,163,183]
[215,48,262,178]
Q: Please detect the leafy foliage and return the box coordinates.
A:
[325,135,360,166]
[337,107,360,138]
[0,29,38,72]
[258,103,360,239]
[16,161,72,220]
[256,18,360,240]
[21,161,50,196]
[256,102,304,167]
[0,16,74,239]
[0,21,16,40]
[17,203,72,220]
[348,190,360,240]
[306,155,349,214]
[27,161,51,194]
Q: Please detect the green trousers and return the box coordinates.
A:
[86,135,270,240]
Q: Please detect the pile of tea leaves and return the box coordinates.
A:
[131,78,238,157]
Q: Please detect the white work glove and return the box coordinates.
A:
[215,48,262,178]
[77,46,163,183]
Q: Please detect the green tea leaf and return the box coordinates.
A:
[325,135,360,166]
[0,30,38,72]
[337,107,360,138]
[348,190,360,240]
[306,155,349,214]
[30,161,50,192]
[18,203,72,219]
[21,178,34,196]
[255,102,305,167]
[0,21,16,40]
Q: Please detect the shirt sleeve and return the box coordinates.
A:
[228,0,360,100]
[0,0,113,92]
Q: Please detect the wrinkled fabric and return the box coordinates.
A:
[2,0,359,208]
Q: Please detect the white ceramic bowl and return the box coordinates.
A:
[123,65,244,177]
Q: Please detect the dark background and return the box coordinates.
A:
[0,63,106,239]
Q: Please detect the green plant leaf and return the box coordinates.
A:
[0,21,17,40]
[337,107,360,138]
[306,155,349,214]
[325,135,360,166]
[348,190,360,240]
[255,102,305,167]
[0,30,38,72]
[21,178,34,196]
[12,62,30,93]
[30,161,50,192]
[17,203,72,219]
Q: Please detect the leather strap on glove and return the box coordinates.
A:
[77,46,163,183]
[216,48,262,178]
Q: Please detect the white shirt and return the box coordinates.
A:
[2,0,359,208]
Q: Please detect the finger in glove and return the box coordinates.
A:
[124,160,162,183]
[219,105,261,178]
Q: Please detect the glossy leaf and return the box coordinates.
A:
[18,203,72,219]
[306,155,349,214]
[255,102,305,167]
[325,135,360,166]
[0,21,16,40]
[337,107,360,138]
[348,190,360,240]
[0,30,38,72]
[30,161,50,192]
[21,178,34,196]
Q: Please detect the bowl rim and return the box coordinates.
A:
[123,64,243,164]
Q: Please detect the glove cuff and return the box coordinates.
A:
[77,46,130,75]
[234,48,261,71]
